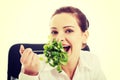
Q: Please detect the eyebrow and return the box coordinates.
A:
[63,26,74,29]
[50,27,57,29]
[50,26,74,29]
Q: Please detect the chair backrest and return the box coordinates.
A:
[7,43,90,80]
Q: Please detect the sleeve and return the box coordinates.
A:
[92,54,107,80]
[18,55,47,80]
[94,67,107,80]
[96,72,106,80]
[19,72,40,80]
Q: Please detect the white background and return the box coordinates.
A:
[0,0,120,80]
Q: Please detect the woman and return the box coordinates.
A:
[19,6,106,80]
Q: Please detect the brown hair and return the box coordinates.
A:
[52,6,89,32]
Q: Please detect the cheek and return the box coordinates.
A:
[70,35,83,48]
[68,36,82,46]
[50,35,56,40]
[71,33,83,42]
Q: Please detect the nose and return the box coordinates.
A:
[56,33,65,42]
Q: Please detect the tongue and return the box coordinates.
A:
[64,47,70,52]
[64,48,68,52]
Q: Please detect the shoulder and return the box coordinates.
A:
[80,51,101,69]
[80,51,99,61]
[80,51,106,80]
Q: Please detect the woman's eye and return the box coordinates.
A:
[51,31,58,35]
[65,29,73,33]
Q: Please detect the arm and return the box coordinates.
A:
[19,45,40,80]
[92,55,107,80]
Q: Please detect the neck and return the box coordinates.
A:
[62,56,80,79]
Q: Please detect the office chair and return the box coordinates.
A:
[7,43,90,80]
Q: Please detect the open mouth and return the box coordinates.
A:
[63,46,71,53]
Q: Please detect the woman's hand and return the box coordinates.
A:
[19,45,40,76]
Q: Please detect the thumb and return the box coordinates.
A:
[19,45,25,55]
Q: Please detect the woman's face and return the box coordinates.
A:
[49,13,88,61]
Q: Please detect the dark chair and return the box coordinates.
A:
[7,43,90,80]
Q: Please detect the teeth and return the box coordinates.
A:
[63,45,69,47]
[64,46,68,48]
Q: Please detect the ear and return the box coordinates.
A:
[82,30,89,44]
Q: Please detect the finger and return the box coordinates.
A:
[30,53,40,74]
[31,53,39,66]
[19,45,25,55]
[20,48,32,64]
[24,52,34,67]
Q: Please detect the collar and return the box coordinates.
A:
[78,51,92,71]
